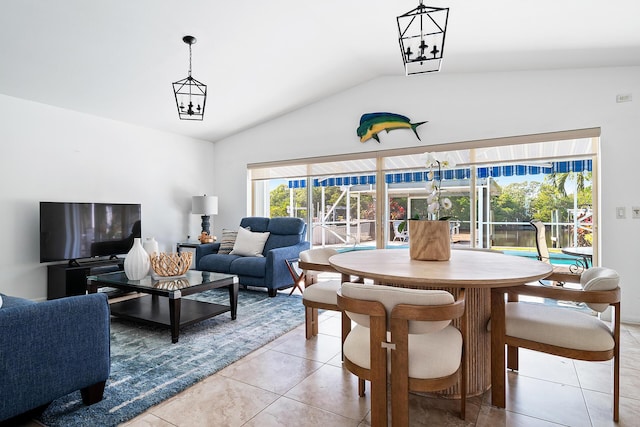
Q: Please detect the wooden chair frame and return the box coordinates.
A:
[492,284,621,421]
[338,289,467,426]
[337,292,388,426]
[296,256,348,341]
[390,288,467,425]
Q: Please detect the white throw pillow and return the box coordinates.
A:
[0,294,3,308]
[230,226,270,257]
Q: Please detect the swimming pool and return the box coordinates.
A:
[339,245,583,266]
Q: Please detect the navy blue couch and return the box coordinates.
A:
[196,217,310,296]
[0,293,111,422]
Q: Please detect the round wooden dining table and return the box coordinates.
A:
[328,248,552,397]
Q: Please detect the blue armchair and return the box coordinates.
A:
[196,217,310,296]
[0,293,110,422]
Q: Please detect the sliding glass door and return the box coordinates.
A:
[249,129,599,264]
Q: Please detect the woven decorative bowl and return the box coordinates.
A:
[150,252,193,278]
[153,278,191,290]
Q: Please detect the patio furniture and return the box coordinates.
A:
[561,246,593,269]
[392,220,408,242]
[491,266,620,421]
[338,282,467,425]
[0,293,110,422]
[196,217,310,297]
[531,220,582,285]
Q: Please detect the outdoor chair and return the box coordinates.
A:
[338,282,467,426]
[492,266,621,421]
[530,220,582,285]
[392,221,408,242]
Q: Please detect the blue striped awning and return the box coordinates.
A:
[288,160,592,188]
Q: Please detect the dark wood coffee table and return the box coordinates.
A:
[87,270,238,343]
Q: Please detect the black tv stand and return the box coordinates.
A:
[48,258,124,300]
[67,255,120,267]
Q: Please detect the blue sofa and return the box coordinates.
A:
[0,292,111,422]
[196,217,310,296]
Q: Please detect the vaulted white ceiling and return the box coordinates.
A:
[2,1,640,143]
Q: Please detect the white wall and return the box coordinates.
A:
[0,94,214,300]
[213,66,640,323]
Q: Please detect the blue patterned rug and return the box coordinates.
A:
[39,288,305,427]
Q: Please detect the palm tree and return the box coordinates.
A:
[546,171,591,196]
[545,171,592,246]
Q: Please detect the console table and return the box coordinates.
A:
[47,259,123,300]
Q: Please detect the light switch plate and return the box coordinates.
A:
[616,207,626,219]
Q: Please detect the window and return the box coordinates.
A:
[248,128,599,262]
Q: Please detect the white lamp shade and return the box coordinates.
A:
[192,195,218,215]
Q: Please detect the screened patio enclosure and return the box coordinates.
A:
[249,129,599,263]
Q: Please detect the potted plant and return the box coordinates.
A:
[407,151,456,261]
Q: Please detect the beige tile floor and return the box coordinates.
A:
[115,304,640,427]
[17,292,640,427]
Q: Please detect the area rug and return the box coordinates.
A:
[39,288,305,427]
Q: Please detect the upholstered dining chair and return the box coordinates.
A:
[299,248,344,340]
[496,266,621,421]
[530,220,582,285]
[338,282,467,426]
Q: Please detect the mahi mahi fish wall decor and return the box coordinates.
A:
[356,112,427,143]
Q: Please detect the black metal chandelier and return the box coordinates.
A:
[397,2,449,75]
[172,35,207,120]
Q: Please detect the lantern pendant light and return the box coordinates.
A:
[172,35,207,120]
[397,2,449,75]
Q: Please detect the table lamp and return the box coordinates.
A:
[192,195,218,235]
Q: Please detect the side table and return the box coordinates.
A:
[176,242,201,252]
[176,242,200,269]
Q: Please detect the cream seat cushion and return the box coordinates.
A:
[343,324,462,378]
[505,302,614,352]
[341,282,462,379]
[302,280,341,305]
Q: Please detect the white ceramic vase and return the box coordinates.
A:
[143,237,159,257]
[143,237,159,275]
[124,237,150,280]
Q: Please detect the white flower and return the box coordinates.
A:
[438,152,457,169]
[421,152,439,168]
[420,151,456,219]
[422,151,457,169]
[424,180,436,194]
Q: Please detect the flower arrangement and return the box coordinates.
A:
[422,151,456,220]
[398,151,456,234]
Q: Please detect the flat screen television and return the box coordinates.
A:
[40,202,141,263]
